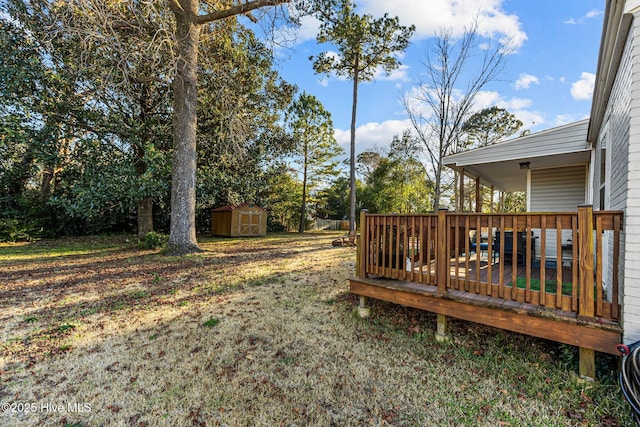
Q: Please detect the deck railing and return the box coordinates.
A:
[357,206,623,322]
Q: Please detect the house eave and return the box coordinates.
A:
[588,0,633,143]
[444,120,591,192]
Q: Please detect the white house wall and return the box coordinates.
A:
[600,10,637,343]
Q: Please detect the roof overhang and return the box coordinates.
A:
[444,120,591,192]
[588,0,634,143]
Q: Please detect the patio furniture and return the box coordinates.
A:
[495,231,530,266]
[469,230,497,262]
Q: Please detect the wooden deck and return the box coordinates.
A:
[351,273,621,355]
[351,208,624,372]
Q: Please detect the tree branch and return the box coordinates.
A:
[167,0,184,14]
[194,0,289,25]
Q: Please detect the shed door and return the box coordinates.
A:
[239,212,261,236]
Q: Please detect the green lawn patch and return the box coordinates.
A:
[515,277,573,295]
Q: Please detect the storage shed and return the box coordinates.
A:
[211,204,267,237]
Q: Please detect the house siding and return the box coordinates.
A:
[601,12,637,343]
[530,166,587,212]
[530,166,587,261]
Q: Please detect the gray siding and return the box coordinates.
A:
[600,13,635,343]
[530,166,587,261]
[530,166,587,212]
[622,12,640,343]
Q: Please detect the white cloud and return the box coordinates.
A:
[295,15,321,44]
[464,90,542,129]
[373,64,411,82]
[586,9,604,19]
[334,119,413,152]
[553,114,589,127]
[564,8,603,25]
[515,73,539,90]
[359,0,527,50]
[310,53,409,85]
[570,72,595,101]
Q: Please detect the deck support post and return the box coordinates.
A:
[436,208,449,295]
[357,210,368,279]
[436,313,449,342]
[578,205,596,380]
[579,348,596,381]
[357,296,370,318]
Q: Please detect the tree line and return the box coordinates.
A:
[1,0,524,247]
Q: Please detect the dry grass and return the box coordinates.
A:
[0,233,632,426]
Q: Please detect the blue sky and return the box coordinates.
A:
[272,0,604,154]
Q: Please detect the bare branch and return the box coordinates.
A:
[195,0,289,25]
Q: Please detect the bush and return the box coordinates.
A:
[0,217,43,242]
[141,231,168,249]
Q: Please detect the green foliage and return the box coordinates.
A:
[308,0,415,227]
[309,0,415,83]
[503,191,527,212]
[0,4,295,239]
[357,131,433,214]
[261,164,303,232]
[316,176,350,220]
[142,232,168,250]
[195,20,296,227]
[202,318,220,328]
[0,217,41,243]
[286,92,342,231]
[461,106,523,149]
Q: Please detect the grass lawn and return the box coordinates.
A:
[0,233,632,426]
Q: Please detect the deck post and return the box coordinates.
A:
[578,205,596,379]
[437,208,448,295]
[357,209,368,279]
[475,176,481,213]
[436,313,449,342]
[579,348,596,381]
[578,205,595,317]
[357,295,370,318]
[459,169,465,211]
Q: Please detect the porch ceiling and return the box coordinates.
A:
[454,150,591,192]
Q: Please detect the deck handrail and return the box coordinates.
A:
[357,206,623,321]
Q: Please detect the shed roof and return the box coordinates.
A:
[443,119,591,192]
[211,203,266,212]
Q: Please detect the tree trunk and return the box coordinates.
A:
[168,5,202,254]
[349,56,359,231]
[136,84,154,238]
[299,144,308,233]
[433,164,442,211]
[137,198,154,237]
[40,164,54,203]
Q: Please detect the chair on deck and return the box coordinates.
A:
[496,231,526,265]
[469,230,497,262]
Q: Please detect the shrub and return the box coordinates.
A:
[142,231,168,249]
